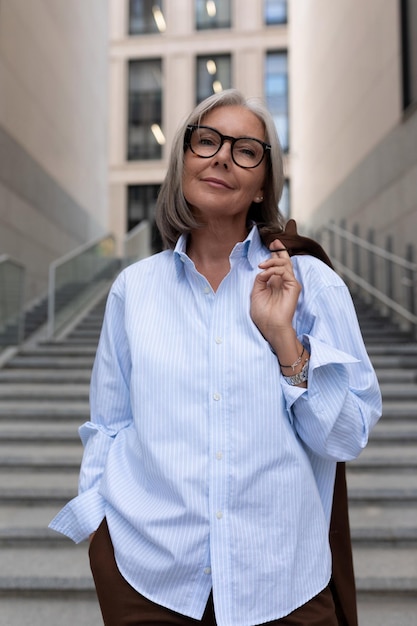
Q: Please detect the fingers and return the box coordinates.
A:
[269,238,290,258]
[259,239,292,272]
[257,238,298,290]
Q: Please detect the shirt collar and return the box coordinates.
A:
[173,224,265,279]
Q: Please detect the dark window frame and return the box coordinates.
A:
[265,50,289,152]
[264,0,288,26]
[128,0,165,35]
[196,54,232,104]
[127,59,163,161]
[195,0,232,31]
[400,0,417,112]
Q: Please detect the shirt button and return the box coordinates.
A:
[204,567,212,575]
[216,511,223,520]
[215,337,223,344]
[213,393,221,401]
[203,286,211,294]
[216,451,223,460]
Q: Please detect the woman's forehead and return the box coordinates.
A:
[200,105,265,138]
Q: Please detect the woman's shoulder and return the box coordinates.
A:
[110,250,173,295]
[291,254,345,290]
[124,249,172,275]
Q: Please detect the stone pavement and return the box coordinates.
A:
[0,295,416,625]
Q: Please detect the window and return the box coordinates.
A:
[195,0,231,30]
[401,0,417,110]
[129,1,166,35]
[264,0,287,25]
[127,60,164,160]
[196,55,232,103]
[265,51,289,151]
[127,185,162,251]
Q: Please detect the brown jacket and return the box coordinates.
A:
[266,219,358,626]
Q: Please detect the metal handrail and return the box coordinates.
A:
[47,233,119,338]
[325,222,417,271]
[0,255,26,346]
[319,222,417,333]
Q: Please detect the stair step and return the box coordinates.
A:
[0,421,81,443]
[0,442,82,460]
[379,383,417,399]
[356,595,417,626]
[0,369,91,383]
[348,449,417,469]
[0,470,79,490]
[5,357,94,369]
[367,344,417,356]
[367,422,417,443]
[0,544,92,584]
[0,596,102,626]
[0,504,69,533]
[375,369,417,383]
[0,402,89,418]
[0,384,90,399]
[353,545,417,591]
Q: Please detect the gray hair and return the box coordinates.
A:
[155,89,285,249]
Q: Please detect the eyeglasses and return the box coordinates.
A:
[184,125,271,169]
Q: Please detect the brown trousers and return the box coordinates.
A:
[89,519,338,626]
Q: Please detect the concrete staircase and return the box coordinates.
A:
[0,294,416,625]
[0,299,105,625]
[346,302,417,625]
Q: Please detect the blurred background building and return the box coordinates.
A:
[0,0,109,304]
[108,0,290,253]
[1,0,416,333]
[290,0,417,257]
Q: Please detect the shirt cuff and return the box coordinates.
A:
[48,488,106,544]
[281,334,359,409]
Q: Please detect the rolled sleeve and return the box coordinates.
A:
[281,337,381,461]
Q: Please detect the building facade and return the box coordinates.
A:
[108,0,289,252]
[0,0,109,302]
[290,0,417,260]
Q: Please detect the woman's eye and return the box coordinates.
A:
[237,145,256,158]
[199,137,215,146]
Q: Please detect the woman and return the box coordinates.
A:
[50,89,381,625]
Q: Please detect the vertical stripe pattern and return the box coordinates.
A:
[50,226,381,626]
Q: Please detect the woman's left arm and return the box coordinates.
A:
[251,242,382,461]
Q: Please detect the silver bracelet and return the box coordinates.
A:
[283,359,309,386]
[279,346,305,372]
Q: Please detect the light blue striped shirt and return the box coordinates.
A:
[50,225,381,626]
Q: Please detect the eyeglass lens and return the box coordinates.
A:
[190,127,265,168]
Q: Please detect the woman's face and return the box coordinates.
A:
[182,105,267,226]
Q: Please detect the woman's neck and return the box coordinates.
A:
[187,222,249,291]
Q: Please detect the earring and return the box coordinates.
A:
[255,196,264,202]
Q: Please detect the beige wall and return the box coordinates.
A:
[289,0,417,257]
[108,0,288,251]
[0,0,109,301]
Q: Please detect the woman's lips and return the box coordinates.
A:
[202,177,233,189]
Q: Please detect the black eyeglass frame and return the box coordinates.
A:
[184,124,271,169]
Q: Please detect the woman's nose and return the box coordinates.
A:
[213,140,233,167]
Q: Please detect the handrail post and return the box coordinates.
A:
[328,224,335,259]
[47,262,56,339]
[353,223,360,278]
[367,229,375,306]
[340,219,347,267]
[385,235,393,303]
[405,244,416,316]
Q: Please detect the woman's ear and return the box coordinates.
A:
[253,189,264,203]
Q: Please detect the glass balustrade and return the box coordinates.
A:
[0,255,25,347]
